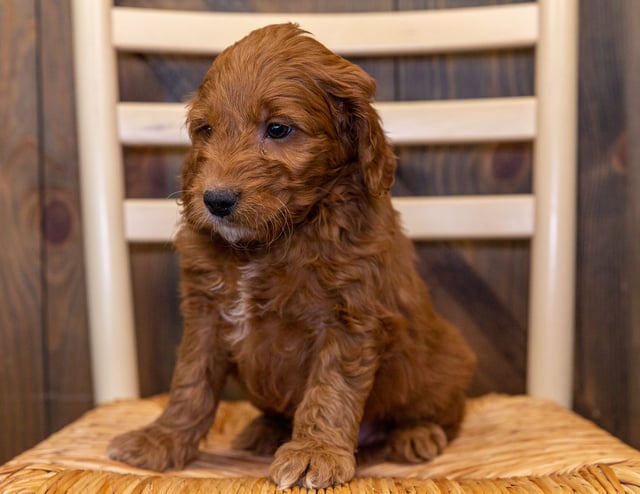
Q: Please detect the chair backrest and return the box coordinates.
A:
[71,1,578,407]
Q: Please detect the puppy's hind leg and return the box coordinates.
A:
[232,414,292,456]
[384,391,466,463]
[385,421,448,463]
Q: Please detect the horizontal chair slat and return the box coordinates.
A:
[117,97,536,147]
[118,103,187,146]
[112,4,537,56]
[124,199,180,243]
[394,195,534,240]
[380,98,536,144]
[124,195,534,243]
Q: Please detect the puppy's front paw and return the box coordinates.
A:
[107,426,198,471]
[269,440,355,489]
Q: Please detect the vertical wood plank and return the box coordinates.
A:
[39,0,93,430]
[625,0,640,450]
[573,0,636,447]
[0,0,47,462]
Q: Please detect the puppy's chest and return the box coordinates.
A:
[215,263,330,411]
[219,262,331,351]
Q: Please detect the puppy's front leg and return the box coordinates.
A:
[108,300,229,471]
[270,328,379,489]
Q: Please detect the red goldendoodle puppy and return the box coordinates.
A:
[108,23,476,489]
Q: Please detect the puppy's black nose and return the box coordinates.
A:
[203,189,239,218]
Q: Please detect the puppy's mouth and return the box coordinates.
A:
[212,221,254,244]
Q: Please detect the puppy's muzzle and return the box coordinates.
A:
[204,189,239,218]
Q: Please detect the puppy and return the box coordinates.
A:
[108,23,476,489]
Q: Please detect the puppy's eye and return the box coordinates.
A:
[266,123,292,139]
[193,124,212,140]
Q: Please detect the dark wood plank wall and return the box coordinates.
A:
[573,0,640,446]
[626,5,640,449]
[0,0,48,462]
[0,0,638,463]
[39,0,94,435]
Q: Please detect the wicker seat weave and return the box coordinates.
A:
[1,394,639,493]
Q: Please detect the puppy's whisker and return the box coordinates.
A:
[168,191,185,200]
[280,203,294,248]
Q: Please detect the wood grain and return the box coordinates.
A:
[38,0,94,434]
[0,0,47,462]
[573,0,640,448]
[625,0,640,450]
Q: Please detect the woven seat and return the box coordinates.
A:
[1,395,639,493]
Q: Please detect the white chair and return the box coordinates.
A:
[71,0,577,408]
[12,2,640,493]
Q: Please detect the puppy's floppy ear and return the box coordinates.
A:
[319,61,396,197]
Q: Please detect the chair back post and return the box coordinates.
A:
[527,0,579,407]
[71,0,140,403]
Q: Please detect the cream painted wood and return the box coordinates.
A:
[117,97,536,147]
[117,103,188,146]
[394,196,534,240]
[124,199,182,243]
[112,4,537,56]
[71,0,139,404]
[124,196,534,243]
[527,0,579,408]
[380,98,536,145]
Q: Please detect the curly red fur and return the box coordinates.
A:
[107,23,476,489]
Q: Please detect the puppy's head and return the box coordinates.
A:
[182,23,395,245]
